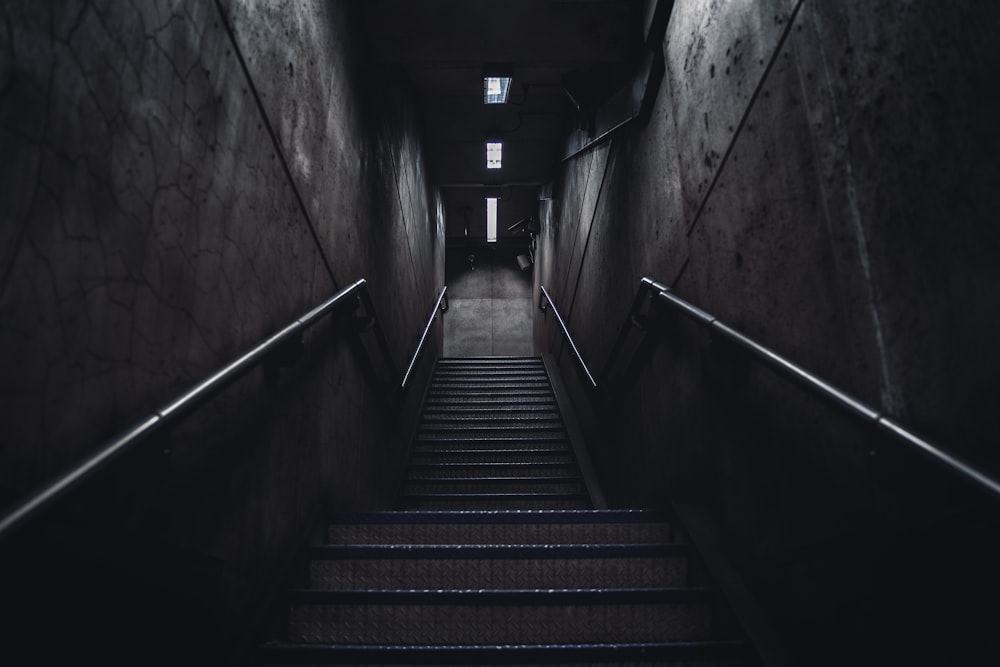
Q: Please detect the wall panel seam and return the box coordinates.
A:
[213,0,339,289]
[386,142,429,317]
[558,142,615,364]
[681,0,807,242]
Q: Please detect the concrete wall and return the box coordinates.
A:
[538,0,1000,663]
[445,245,534,356]
[0,0,442,662]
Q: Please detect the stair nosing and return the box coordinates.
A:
[400,492,588,499]
[259,639,747,661]
[309,544,687,559]
[411,447,570,455]
[405,475,582,482]
[407,464,577,472]
[326,510,670,524]
[286,586,714,605]
[415,436,569,443]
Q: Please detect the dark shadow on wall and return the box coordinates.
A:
[535,0,1000,664]
[0,0,443,663]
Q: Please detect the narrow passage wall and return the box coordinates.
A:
[0,0,443,661]
[538,1,1000,663]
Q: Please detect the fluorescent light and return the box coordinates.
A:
[486,198,498,243]
[484,76,511,104]
[486,142,502,169]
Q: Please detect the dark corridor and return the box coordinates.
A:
[2,1,1000,665]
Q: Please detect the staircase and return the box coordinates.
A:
[260,356,756,665]
[404,357,589,511]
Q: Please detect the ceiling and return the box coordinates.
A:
[362,0,643,243]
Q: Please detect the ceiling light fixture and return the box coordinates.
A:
[484,76,512,104]
[486,141,502,169]
[486,197,498,243]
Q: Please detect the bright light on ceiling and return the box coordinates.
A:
[486,142,502,169]
[486,197,498,243]
[484,76,511,104]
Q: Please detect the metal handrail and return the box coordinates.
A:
[539,285,597,389]
[401,286,449,391]
[0,278,399,540]
[609,276,1000,501]
[601,276,669,387]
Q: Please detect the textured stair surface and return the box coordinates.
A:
[307,545,689,589]
[261,357,752,665]
[286,590,713,644]
[325,510,676,545]
[405,358,589,511]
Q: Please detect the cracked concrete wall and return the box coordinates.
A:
[0,0,441,662]
[539,0,1000,663]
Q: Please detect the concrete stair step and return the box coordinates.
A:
[403,477,585,495]
[423,397,558,408]
[432,375,547,379]
[438,356,542,366]
[324,510,675,545]
[307,544,689,589]
[418,426,565,436]
[422,408,562,418]
[406,462,578,479]
[421,413,563,424]
[429,383,553,392]
[258,640,748,665]
[409,450,574,465]
[399,493,592,510]
[416,432,568,443]
[285,588,714,644]
[433,371,549,380]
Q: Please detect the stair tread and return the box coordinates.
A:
[411,455,572,464]
[402,498,593,510]
[405,475,582,482]
[419,424,565,431]
[432,374,549,380]
[261,355,749,662]
[407,470,577,480]
[328,510,669,523]
[324,522,674,547]
[437,357,542,361]
[413,436,567,443]
[400,492,589,498]
[431,381,550,387]
[435,363,545,367]
[307,546,690,590]
[431,381,551,386]
[258,639,748,665]
[416,433,568,440]
[426,394,555,400]
[427,393,555,399]
[404,483,585,495]
[286,595,713,644]
[309,544,687,557]
[411,447,571,454]
[423,399,557,406]
[421,420,563,426]
[422,411,561,419]
[428,387,553,393]
[403,486,586,493]
[288,586,714,603]
[407,461,576,467]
